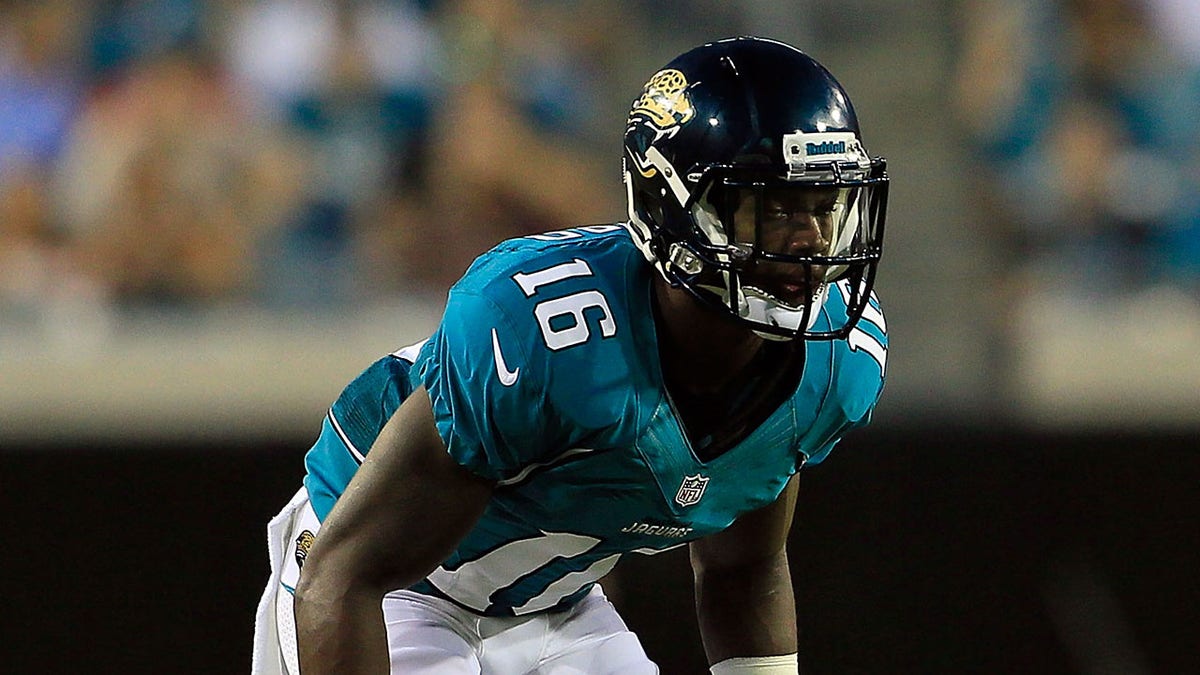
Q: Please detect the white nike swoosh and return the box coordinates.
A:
[491,328,519,386]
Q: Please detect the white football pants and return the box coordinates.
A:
[251,487,659,674]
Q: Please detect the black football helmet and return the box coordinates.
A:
[623,36,888,340]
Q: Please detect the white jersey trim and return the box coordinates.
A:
[496,447,597,487]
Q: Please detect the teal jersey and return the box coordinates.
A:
[303,224,887,616]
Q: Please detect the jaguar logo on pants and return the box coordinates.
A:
[294,530,315,570]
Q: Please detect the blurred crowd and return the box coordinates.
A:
[955,0,1200,299]
[0,0,652,330]
[3,0,1200,345]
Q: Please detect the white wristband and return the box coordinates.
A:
[710,653,799,674]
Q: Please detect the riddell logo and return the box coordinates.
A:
[806,141,846,156]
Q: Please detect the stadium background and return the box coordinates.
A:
[2,1,1197,673]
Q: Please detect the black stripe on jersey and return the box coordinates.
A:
[327,409,366,464]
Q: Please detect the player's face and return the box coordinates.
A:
[730,186,838,306]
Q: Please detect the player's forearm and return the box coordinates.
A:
[693,549,798,665]
[294,576,391,674]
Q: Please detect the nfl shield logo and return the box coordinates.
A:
[675,474,710,507]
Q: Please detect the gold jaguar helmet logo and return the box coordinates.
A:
[628,69,695,130]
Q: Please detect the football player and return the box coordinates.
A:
[252,36,889,675]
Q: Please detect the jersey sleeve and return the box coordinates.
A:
[417,288,559,482]
[800,290,888,466]
[303,352,418,519]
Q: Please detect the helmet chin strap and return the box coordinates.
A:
[742,283,828,341]
[695,278,829,340]
[739,282,825,338]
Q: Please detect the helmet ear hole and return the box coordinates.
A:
[636,189,665,229]
[649,203,666,230]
